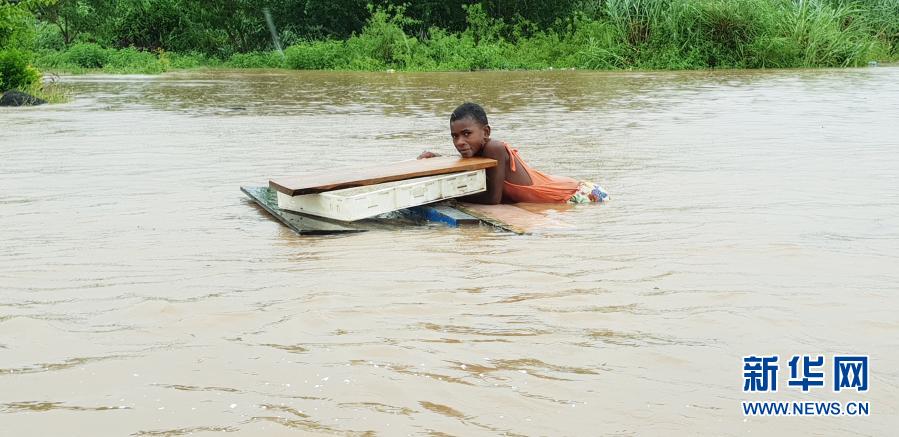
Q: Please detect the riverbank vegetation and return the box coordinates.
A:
[2,0,898,82]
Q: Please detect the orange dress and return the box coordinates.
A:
[501,143,580,203]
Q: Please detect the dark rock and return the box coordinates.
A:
[0,90,47,107]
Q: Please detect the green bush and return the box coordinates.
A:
[65,43,110,68]
[167,51,219,69]
[0,49,41,92]
[0,2,36,50]
[567,17,627,68]
[105,47,167,73]
[37,45,171,74]
[421,27,468,69]
[350,6,421,68]
[32,49,73,71]
[285,41,349,69]
[226,51,285,68]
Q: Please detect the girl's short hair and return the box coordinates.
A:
[450,102,488,125]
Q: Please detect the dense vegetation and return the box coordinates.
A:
[2,0,898,87]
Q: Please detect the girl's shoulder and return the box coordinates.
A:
[481,139,510,160]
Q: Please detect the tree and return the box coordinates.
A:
[34,0,108,46]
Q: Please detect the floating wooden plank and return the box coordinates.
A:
[452,202,570,235]
[241,186,365,235]
[270,157,497,196]
[243,186,547,236]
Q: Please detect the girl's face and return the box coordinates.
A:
[450,117,490,158]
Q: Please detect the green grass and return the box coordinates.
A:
[32,78,71,103]
[30,0,899,75]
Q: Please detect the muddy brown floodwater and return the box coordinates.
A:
[2,68,898,436]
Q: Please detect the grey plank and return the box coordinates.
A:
[241,186,365,235]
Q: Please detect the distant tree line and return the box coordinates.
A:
[30,0,585,55]
[3,0,898,85]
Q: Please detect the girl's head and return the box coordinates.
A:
[450,102,491,158]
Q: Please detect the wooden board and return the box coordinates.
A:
[270,157,497,196]
[241,186,365,235]
[453,202,570,235]
[242,186,551,236]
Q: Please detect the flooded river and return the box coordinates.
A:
[2,67,898,436]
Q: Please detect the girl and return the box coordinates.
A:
[419,102,608,205]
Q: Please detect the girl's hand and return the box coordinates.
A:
[417,151,441,159]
